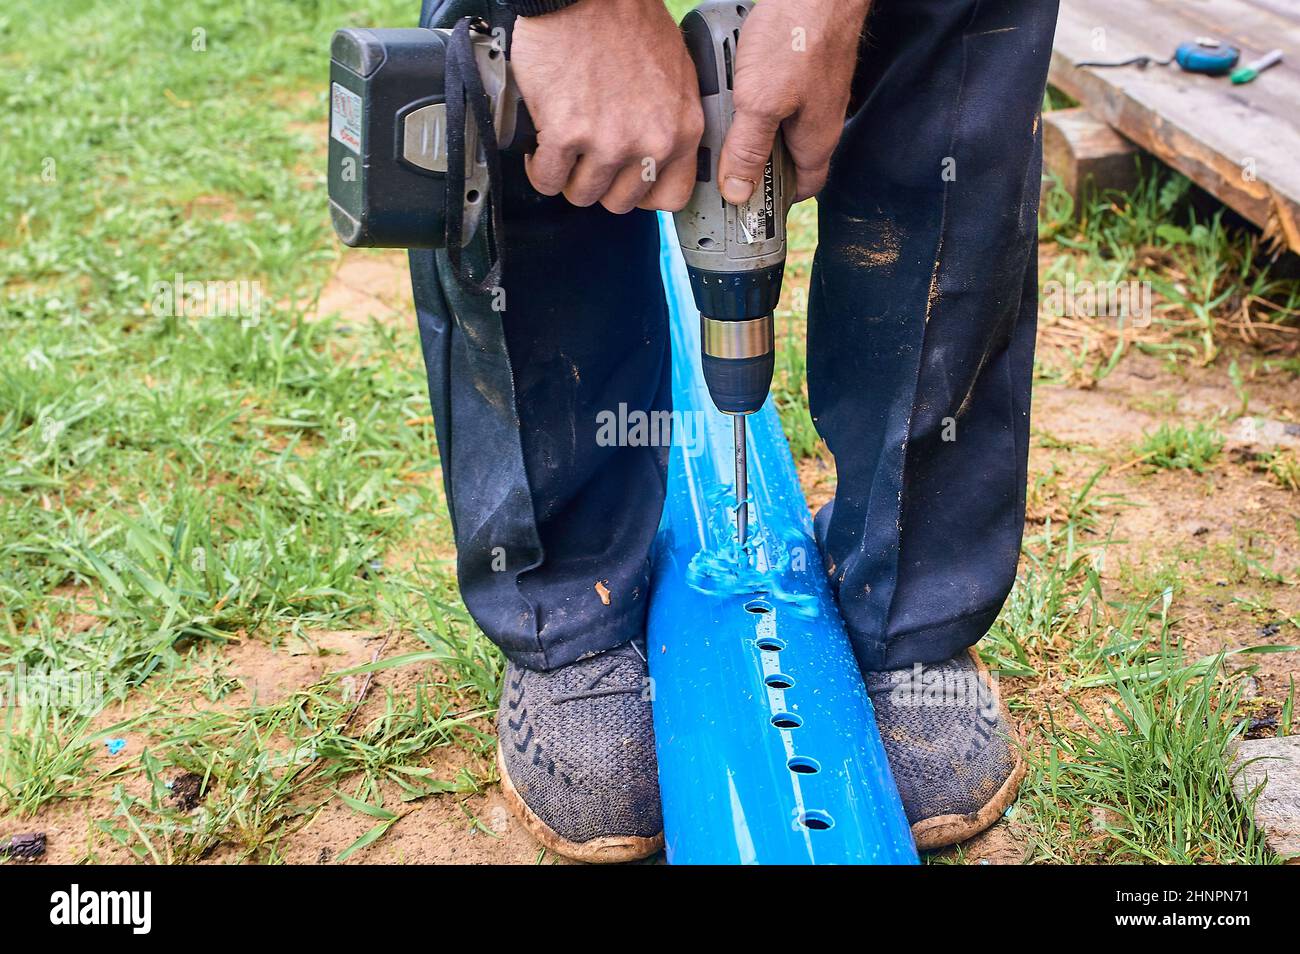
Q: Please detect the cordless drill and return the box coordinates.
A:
[328,0,791,546]
[673,0,792,545]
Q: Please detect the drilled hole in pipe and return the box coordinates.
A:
[771,712,803,729]
[799,810,834,831]
[745,599,773,614]
[788,756,821,775]
[765,673,795,689]
[755,636,785,652]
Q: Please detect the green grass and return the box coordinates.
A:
[1023,661,1275,864]
[1043,84,1078,113]
[0,0,504,859]
[95,671,493,863]
[1253,449,1300,493]
[1131,422,1224,474]
[1038,164,1300,373]
[982,476,1293,864]
[772,201,821,460]
[2,0,1294,866]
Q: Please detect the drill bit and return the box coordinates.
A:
[734,413,748,546]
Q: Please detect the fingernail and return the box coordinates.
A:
[723,176,755,204]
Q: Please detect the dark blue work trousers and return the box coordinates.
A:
[411,0,1059,672]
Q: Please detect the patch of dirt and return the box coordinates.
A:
[0,802,131,865]
[796,454,836,514]
[275,788,576,866]
[1026,350,1300,698]
[1020,353,1299,847]
[789,330,1299,862]
[2,627,581,865]
[220,629,379,707]
[937,818,1029,865]
[306,249,412,326]
[182,194,247,224]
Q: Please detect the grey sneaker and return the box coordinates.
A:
[865,648,1025,850]
[496,642,663,863]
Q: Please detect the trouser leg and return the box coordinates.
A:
[810,0,1057,671]
[411,0,670,671]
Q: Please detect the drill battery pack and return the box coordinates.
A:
[327,25,533,249]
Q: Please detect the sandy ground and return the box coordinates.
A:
[4,246,1297,865]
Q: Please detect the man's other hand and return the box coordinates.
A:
[511,0,705,213]
[719,0,869,204]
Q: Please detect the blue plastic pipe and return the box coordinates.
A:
[648,215,918,865]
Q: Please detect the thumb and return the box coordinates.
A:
[718,108,780,205]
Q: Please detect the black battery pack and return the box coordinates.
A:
[328,28,451,249]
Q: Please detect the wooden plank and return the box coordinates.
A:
[1229,736,1300,863]
[1056,0,1300,130]
[1243,0,1300,21]
[1042,107,1141,208]
[1050,0,1300,251]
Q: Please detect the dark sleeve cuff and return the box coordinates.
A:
[503,0,585,16]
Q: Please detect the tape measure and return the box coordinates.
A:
[1174,38,1240,75]
[1076,37,1240,76]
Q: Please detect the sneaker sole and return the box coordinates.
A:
[908,649,1028,852]
[496,741,664,864]
[908,745,1026,851]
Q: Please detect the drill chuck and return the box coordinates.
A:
[701,314,775,414]
[694,257,781,414]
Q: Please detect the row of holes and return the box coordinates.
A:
[750,598,835,832]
